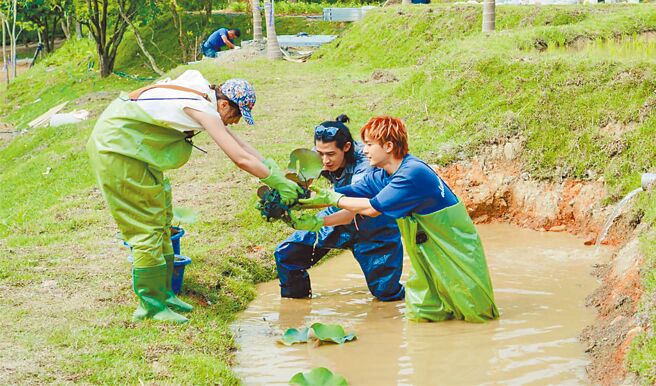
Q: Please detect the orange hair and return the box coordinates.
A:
[360,116,409,159]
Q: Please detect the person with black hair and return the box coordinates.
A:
[201,28,241,58]
[274,115,405,301]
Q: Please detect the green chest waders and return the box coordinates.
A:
[87,90,205,323]
[396,201,499,323]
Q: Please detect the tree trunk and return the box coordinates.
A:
[251,0,262,42]
[51,15,59,52]
[11,0,17,79]
[482,0,495,33]
[402,0,412,5]
[75,21,82,39]
[169,0,188,62]
[205,0,212,22]
[263,0,281,60]
[83,0,133,78]
[2,21,8,84]
[118,4,164,76]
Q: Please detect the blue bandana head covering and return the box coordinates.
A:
[221,78,256,125]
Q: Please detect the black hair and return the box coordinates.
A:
[231,28,241,38]
[315,114,355,165]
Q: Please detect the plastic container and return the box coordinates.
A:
[172,254,192,294]
[170,226,185,255]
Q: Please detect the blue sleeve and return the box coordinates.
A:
[336,170,380,199]
[219,29,228,39]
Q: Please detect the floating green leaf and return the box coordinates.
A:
[288,148,323,185]
[173,207,198,224]
[279,327,310,346]
[310,323,357,344]
[289,367,349,386]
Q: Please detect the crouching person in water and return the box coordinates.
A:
[275,115,405,301]
[295,116,499,322]
[87,70,302,324]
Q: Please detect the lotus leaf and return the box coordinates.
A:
[288,148,322,186]
[279,327,310,346]
[309,323,357,344]
[289,367,349,386]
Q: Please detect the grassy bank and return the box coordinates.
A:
[1,4,656,384]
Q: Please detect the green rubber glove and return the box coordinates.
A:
[260,158,304,206]
[298,185,344,208]
[290,212,324,232]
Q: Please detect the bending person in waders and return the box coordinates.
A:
[87,70,303,324]
[274,115,404,301]
[293,116,499,322]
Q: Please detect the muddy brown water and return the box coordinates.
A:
[233,224,608,385]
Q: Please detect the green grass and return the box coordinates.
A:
[3,4,656,384]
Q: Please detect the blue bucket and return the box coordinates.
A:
[170,226,185,255]
[123,227,186,263]
[172,254,192,294]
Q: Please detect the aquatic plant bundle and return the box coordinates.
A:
[256,148,322,223]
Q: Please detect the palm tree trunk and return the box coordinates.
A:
[482,0,495,32]
[252,0,262,42]
[263,0,281,60]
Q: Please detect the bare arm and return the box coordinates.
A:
[184,108,268,178]
[222,35,236,49]
[337,197,381,218]
[322,209,355,227]
[225,127,263,160]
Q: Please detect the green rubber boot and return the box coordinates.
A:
[132,264,188,324]
[164,254,193,312]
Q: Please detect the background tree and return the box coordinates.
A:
[263,0,281,60]
[482,0,495,32]
[0,0,33,81]
[251,0,262,42]
[75,0,145,77]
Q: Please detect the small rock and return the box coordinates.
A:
[503,142,516,160]
[584,238,596,246]
[520,172,530,181]
[549,225,567,232]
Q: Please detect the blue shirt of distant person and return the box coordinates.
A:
[201,28,240,58]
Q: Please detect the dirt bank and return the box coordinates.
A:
[437,137,646,385]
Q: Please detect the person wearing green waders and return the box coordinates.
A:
[292,116,499,322]
[87,70,302,324]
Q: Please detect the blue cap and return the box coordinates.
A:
[221,79,256,125]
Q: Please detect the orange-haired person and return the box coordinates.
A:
[294,116,499,322]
